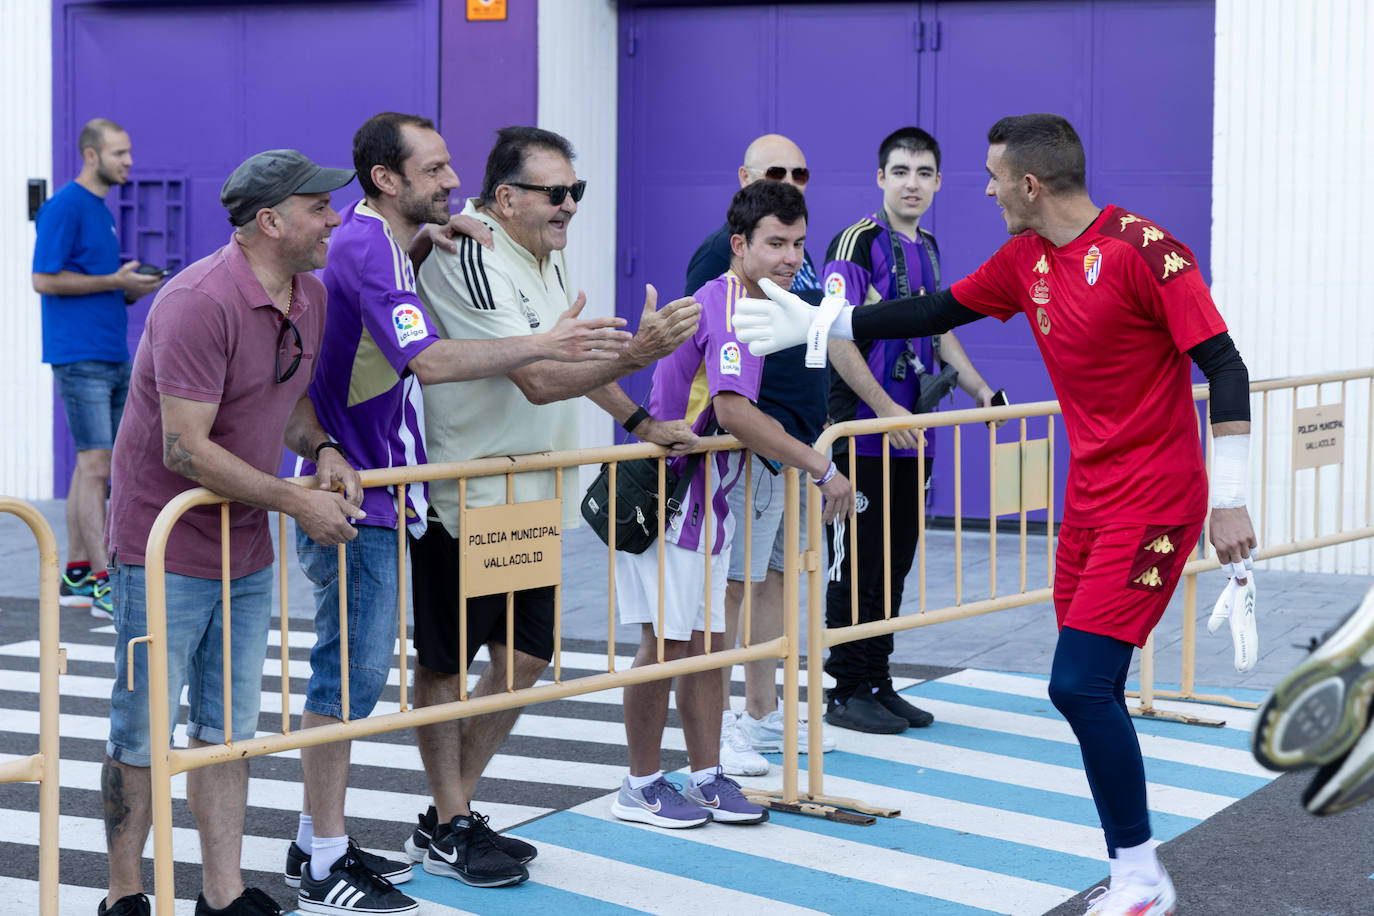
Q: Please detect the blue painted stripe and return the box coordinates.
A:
[908,681,1254,751]
[397,866,644,915]
[889,720,1267,797]
[803,753,1202,841]
[518,810,1003,916]
[990,670,1271,706]
[764,797,1105,889]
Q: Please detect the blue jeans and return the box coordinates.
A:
[52,359,130,451]
[297,524,400,720]
[106,558,272,767]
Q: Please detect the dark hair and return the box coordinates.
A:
[727,179,807,243]
[986,114,1086,193]
[353,112,436,198]
[478,126,577,207]
[78,118,124,155]
[878,126,940,171]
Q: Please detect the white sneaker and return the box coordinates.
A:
[1081,867,1177,915]
[739,708,837,754]
[719,711,769,776]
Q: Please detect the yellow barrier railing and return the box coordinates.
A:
[0,498,62,916]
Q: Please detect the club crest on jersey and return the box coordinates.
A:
[854,491,869,514]
[392,304,428,347]
[1029,278,1051,305]
[823,272,846,298]
[720,341,742,376]
[1036,306,1051,336]
[1083,245,1102,286]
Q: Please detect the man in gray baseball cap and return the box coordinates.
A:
[221,148,356,227]
[100,149,363,916]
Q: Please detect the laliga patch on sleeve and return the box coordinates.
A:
[720,341,742,376]
[823,272,846,298]
[392,303,429,347]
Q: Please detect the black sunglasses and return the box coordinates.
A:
[509,180,587,206]
[275,316,303,384]
[759,166,810,186]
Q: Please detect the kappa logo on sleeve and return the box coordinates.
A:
[720,341,742,376]
[823,272,846,299]
[392,303,429,347]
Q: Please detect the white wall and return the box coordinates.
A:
[1212,0,1374,573]
[0,1,54,499]
[538,0,621,474]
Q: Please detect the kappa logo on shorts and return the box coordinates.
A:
[1127,524,1189,592]
[1133,567,1164,588]
[720,341,742,376]
[1145,534,1175,554]
[824,272,846,298]
[392,304,429,347]
[1083,245,1102,286]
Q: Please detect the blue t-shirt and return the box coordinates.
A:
[32,181,128,364]
[684,222,826,444]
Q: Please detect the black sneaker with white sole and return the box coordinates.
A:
[297,850,417,914]
[285,838,413,888]
[405,804,537,865]
[423,812,529,887]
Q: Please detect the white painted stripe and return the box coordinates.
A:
[729,769,1108,860]
[826,729,1238,817]
[0,879,199,916]
[504,837,826,915]
[568,795,1076,916]
[910,696,1273,778]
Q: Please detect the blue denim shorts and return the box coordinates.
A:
[107,559,272,767]
[52,359,131,452]
[296,524,400,720]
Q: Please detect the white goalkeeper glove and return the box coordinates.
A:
[733,277,848,358]
[1208,559,1257,672]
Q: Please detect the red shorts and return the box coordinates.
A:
[1053,520,1204,647]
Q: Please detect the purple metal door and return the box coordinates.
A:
[617,0,1215,523]
[53,0,439,492]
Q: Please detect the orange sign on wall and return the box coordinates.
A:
[467,0,507,21]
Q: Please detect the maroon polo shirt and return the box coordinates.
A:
[107,234,325,579]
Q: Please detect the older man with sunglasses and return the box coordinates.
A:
[100,149,365,916]
[684,133,836,777]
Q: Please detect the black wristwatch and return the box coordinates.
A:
[622,405,652,434]
[315,441,347,462]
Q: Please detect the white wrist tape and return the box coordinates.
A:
[1210,433,1250,508]
[805,298,848,369]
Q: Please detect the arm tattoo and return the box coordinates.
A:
[162,431,200,480]
[101,760,129,846]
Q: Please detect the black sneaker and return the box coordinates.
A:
[874,681,936,728]
[194,887,283,915]
[285,838,413,888]
[98,894,150,916]
[423,812,529,887]
[405,804,537,865]
[825,689,908,734]
[297,850,418,914]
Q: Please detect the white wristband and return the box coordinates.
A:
[805,297,848,368]
[1211,433,1249,508]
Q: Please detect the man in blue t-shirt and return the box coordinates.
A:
[684,134,836,775]
[31,118,164,618]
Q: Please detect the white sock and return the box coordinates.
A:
[310,834,349,881]
[295,813,313,851]
[690,765,722,787]
[1108,853,1123,884]
[1115,839,1161,881]
[627,770,661,790]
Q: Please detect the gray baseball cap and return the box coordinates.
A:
[220,149,356,226]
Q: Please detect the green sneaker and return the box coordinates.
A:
[59,569,96,607]
[90,577,113,620]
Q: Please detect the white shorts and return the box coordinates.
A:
[616,540,728,640]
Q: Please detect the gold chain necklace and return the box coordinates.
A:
[284,283,293,318]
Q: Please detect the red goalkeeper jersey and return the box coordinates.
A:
[951,205,1227,527]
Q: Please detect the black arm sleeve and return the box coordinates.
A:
[1188,331,1250,423]
[849,287,986,340]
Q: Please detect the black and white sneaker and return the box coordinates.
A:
[405,804,537,865]
[423,812,529,887]
[285,838,413,888]
[297,850,418,914]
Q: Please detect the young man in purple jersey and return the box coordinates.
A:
[611,179,853,829]
[286,113,635,914]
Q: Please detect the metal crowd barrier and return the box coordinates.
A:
[136,435,796,915]
[0,498,63,916]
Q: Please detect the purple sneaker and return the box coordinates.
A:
[611,776,711,829]
[682,770,769,824]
